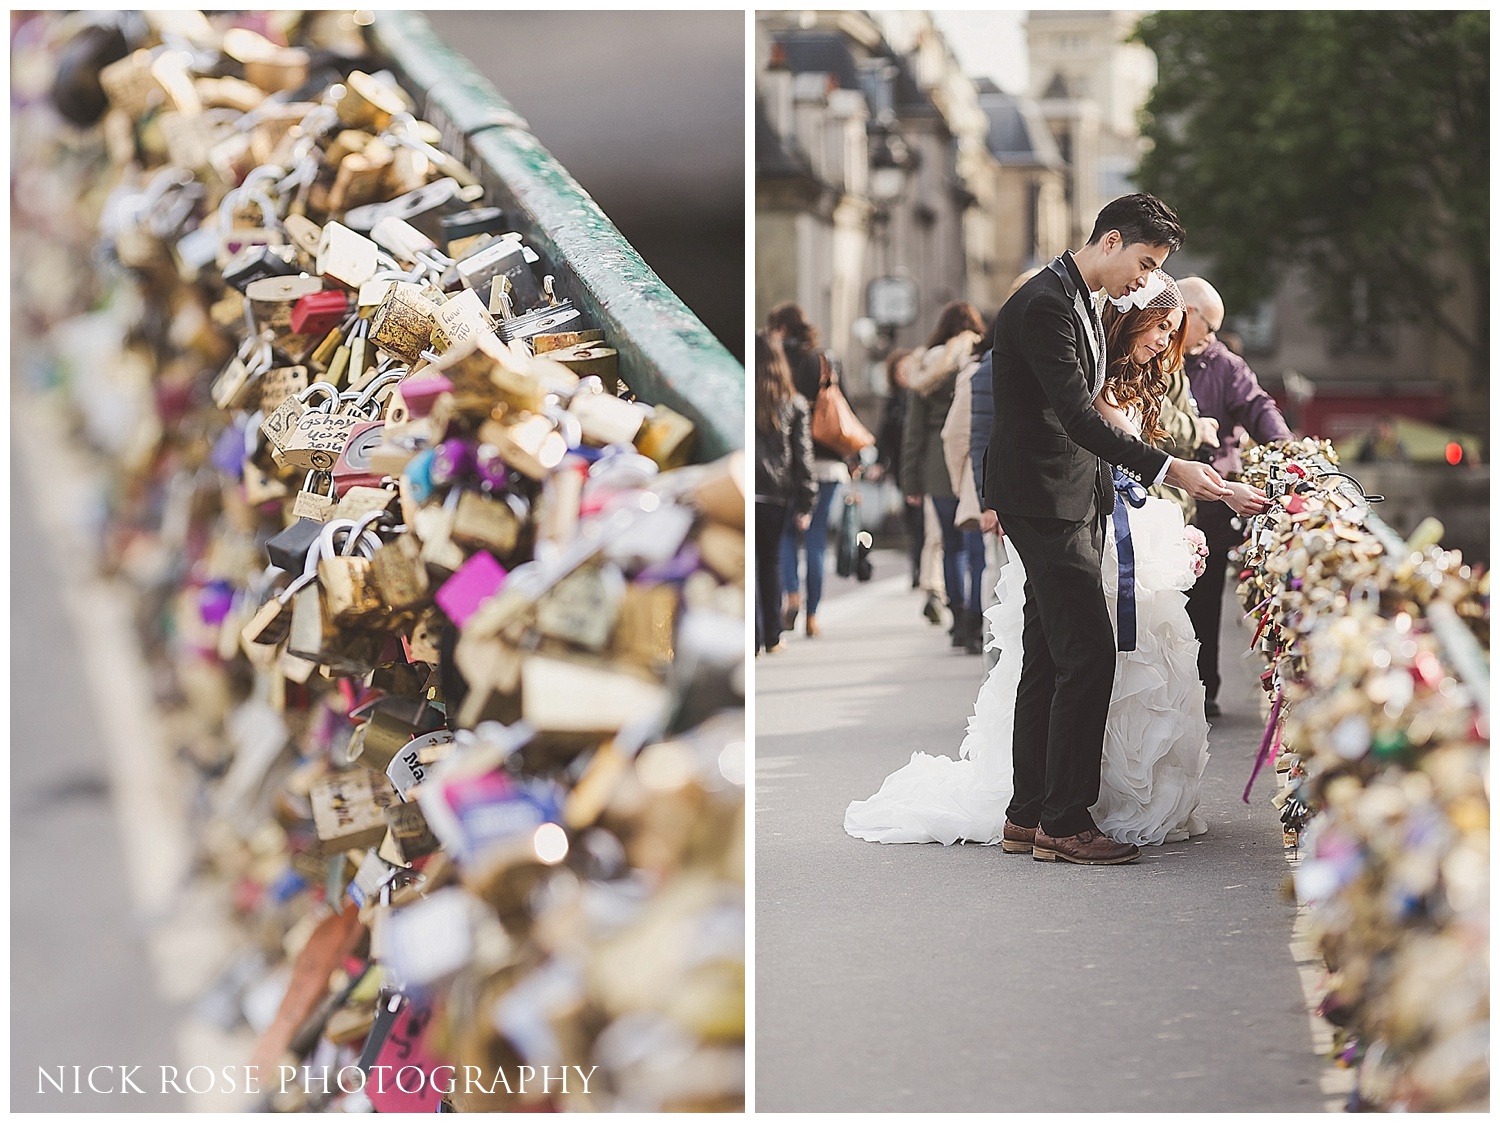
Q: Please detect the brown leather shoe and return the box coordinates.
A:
[1001,820,1036,854]
[1031,826,1140,865]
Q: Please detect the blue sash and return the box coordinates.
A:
[1112,468,1148,652]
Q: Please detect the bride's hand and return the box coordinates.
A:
[1223,480,1269,517]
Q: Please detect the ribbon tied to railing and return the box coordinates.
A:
[1112,467,1148,652]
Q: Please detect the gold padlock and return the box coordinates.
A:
[290,469,337,523]
[259,364,310,416]
[275,403,359,473]
[371,532,431,611]
[262,381,337,466]
[478,413,567,482]
[636,405,696,470]
[369,282,437,364]
[450,491,523,556]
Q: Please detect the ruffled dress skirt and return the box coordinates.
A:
[845,496,1209,847]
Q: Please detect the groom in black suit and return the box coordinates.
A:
[983,194,1248,865]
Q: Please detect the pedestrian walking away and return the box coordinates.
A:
[755,330,817,654]
[768,302,858,639]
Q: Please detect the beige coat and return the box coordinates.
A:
[942,356,983,531]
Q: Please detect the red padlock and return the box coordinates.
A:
[290,289,349,337]
[333,420,387,493]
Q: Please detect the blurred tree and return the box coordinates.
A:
[1133,11,1488,385]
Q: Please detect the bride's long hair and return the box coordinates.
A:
[1100,298,1186,446]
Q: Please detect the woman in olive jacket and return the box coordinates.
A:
[901,301,987,647]
[755,331,817,653]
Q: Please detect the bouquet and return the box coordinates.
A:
[1182,525,1209,579]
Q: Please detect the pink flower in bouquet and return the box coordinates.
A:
[1182,525,1208,578]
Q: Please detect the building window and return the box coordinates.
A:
[1227,298,1277,357]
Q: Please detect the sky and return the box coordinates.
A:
[930,11,1029,94]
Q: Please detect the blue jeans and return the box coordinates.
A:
[962,527,985,614]
[781,480,840,615]
[929,497,984,616]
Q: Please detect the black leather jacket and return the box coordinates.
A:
[755,394,817,513]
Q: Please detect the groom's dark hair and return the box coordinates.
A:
[1086,193,1184,252]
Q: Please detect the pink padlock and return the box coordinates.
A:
[434,550,507,628]
[398,371,453,418]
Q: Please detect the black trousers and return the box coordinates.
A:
[1000,507,1117,838]
[1186,499,1243,703]
[755,500,788,651]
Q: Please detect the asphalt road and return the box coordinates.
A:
[754,550,1332,1111]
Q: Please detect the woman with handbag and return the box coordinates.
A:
[901,301,987,650]
[766,302,871,638]
[754,331,816,653]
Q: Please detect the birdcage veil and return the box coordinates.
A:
[1107,269,1183,313]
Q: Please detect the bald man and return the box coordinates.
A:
[1177,277,1292,718]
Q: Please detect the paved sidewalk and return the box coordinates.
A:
[754,553,1332,1112]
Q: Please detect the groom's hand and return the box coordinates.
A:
[1164,457,1234,502]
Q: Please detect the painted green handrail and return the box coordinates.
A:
[365,12,744,460]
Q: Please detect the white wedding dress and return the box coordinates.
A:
[845,482,1211,848]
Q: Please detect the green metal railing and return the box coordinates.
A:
[367,12,744,460]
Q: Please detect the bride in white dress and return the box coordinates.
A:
[846,272,1227,848]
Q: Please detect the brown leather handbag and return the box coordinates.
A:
[811,352,874,459]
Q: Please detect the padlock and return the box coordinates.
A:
[432,290,494,352]
[535,563,623,651]
[221,27,310,94]
[334,480,400,523]
[317,513,388,624]
[434,550,507,628]
[310,769,400,852]
[335,70,412,132]
[531,329,605,355]
[343,176,473,241]
[317,221,380,291]
[450,491,524,557]
[371,531,431,611]
[223,243,300,294]
[351,694,446,771]
[479,413,568,482]
[635,405,697,470]
[247,275,323,343]
[259,364,311,415]
[438,206,508,252]
[369,282,437,364]
[457,238,543,312]
[326,142,394,213]
[275,392,360,473]
[216,184,283,269]
[394,370,451,418]
[569,390,645,447]
[333,420,388,494]
[544,342,620,392]
[99,49,161,118]
[290,470,338,523]
[262,381,338,465]
[379,802,440,867]
[290,289,349,338]
[520,655,669,735]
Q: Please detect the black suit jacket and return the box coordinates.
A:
[984,260,1170,522]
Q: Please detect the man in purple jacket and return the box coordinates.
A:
[1176,277,1293,718]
